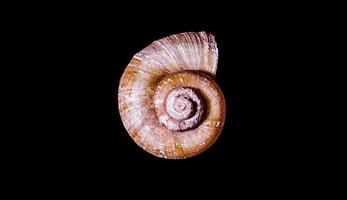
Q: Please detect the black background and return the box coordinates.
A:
[5,2,338,191]
[40,4,324,171]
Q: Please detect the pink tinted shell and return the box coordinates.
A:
[118,32,226,159]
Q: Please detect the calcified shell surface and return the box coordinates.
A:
[118,32,225,159]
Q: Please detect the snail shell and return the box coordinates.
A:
[118,32,226,159]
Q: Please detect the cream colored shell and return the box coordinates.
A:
[118,32,226,159]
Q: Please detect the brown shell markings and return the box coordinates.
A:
[118,32,226,159]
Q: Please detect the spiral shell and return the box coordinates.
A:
[118,32,226,159]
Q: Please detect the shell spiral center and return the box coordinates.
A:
[156,87,205,132]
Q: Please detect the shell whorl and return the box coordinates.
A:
[118,32,225,159]
[155,86,206,132]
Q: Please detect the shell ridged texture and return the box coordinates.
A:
[118,32,225,159]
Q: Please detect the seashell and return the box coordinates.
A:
[118,32,226,159]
